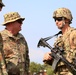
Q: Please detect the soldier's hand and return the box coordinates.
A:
[43,52,52,61]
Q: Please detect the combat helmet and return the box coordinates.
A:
[53,7,73,21]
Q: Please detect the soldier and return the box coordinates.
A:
[0,0,5,11]
[43,7,76,75]
[0,12,30,75]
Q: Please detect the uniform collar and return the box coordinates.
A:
[3,29,23,40]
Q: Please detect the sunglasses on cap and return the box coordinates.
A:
[54,17,65,22]
[16,20,23,24]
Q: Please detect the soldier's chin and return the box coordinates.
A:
[18,30,21,32]
[58,27,63,30]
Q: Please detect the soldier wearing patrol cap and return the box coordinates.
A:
[43,7,76,75]
[0,0,5,11]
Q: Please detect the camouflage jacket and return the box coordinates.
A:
[54,27,76,63]
[53,27,76,75]
[0,29,30,75]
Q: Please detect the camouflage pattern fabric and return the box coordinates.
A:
[0,33,8,75]
[54,27,76,75]
[2,12,25,25]
[0,29,30,75]
[53,7,73,21]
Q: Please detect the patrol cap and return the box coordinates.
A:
[53,7,73,21]
[2,12,25,25]
[0,0,5,7]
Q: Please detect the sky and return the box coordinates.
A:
[0,0,76,64]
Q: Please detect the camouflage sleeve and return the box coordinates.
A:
[70,30,76,46]
[0,34,8,75]
[24,39,30,74]
[0,54,8,75]
[69,30,76,61]
[54,36,63,47]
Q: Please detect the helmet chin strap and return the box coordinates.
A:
[60,20,65,29]
[62,21,65,26]
[61,17,66,29]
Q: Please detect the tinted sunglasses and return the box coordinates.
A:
[17,20,23,24]
[54,17,64,22]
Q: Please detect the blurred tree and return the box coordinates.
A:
[29,62,54,75]
[29,62,42,74]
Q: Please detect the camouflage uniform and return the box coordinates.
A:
[0,12,30,75]
[44,8,76,75]
[0,29,29,75]
[53,8,75,75]
[54,27,76,75]
[0,33,8,75]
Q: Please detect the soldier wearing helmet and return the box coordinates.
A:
[0,0,5,11]
[43,7,76,75]
[53,8,73,22]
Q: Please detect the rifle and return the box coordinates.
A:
[37,31,76,75]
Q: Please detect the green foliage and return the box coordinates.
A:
[42,64,54,75]
[29,62,43,74]
[29,62,55,75]
[46,65,54,75]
